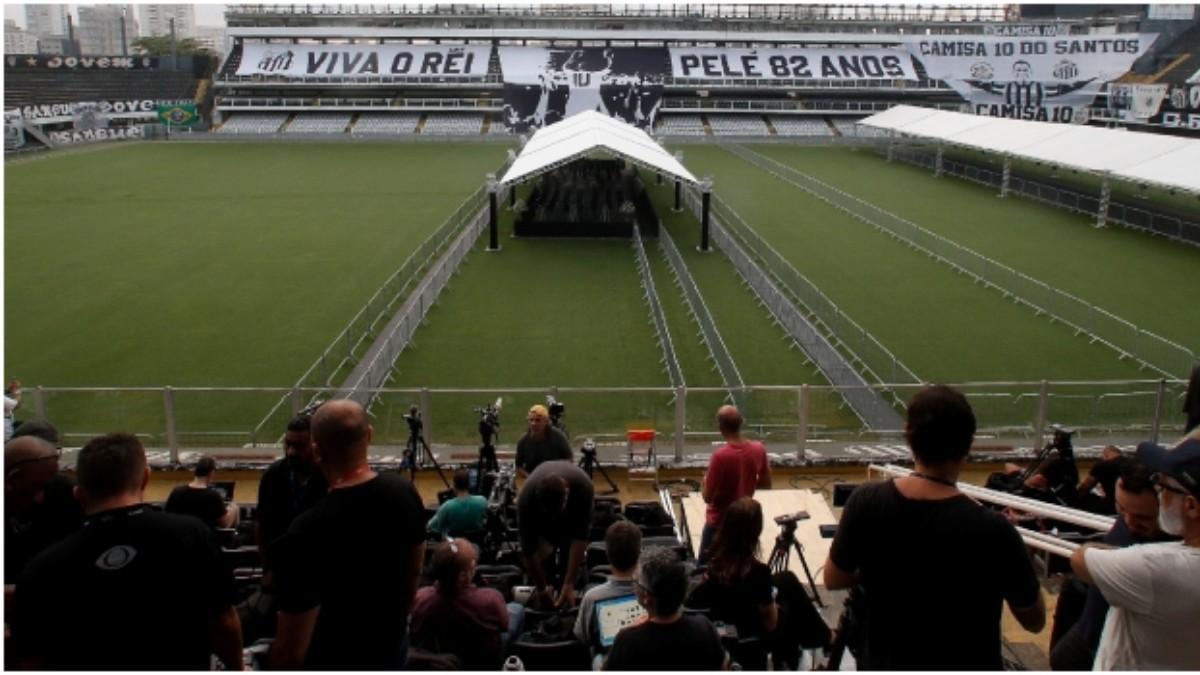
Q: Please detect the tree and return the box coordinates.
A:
[132,36,208,57]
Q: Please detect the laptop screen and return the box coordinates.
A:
[595,594,646,648]
[210,481,236,502]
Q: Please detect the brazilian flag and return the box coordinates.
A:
[157,103,199,126]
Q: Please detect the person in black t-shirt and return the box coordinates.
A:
[1075,446,1129,515]
[517,460,593,608]
[515,404,573,477]
[165,455,239,529]
[4,434,83,594]
[256,410,329,559]
[269,399,427,670]
[824,385,1045,670]
[604,547,726,671]
[10,432,243,670]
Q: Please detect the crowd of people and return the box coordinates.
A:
[3,375,1199,670]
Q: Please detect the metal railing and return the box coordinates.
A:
[217,96,502,110]
[731,143,1199,380]
[633,225,686,391]
[216,73,503,85]
[658,223,745,406]
[663,78,950,91]
[22,378,1189,461]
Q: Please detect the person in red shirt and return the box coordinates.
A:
[699,405,771,562]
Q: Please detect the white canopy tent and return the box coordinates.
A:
[499,110,698,186]
[860,105,1200,196]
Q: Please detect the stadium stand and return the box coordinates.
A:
[216,113,288,134]
[284,113,353,135]
[771,117,835,138]
[707,115,770,137]
[4,66,203,110]
[351,113,421,136]
[656,115,708,136]
[831,117,890,138]
[421,113,484,135]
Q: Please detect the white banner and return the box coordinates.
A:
[668,47,918,80]
[48,126,143,145]
[906,34,1157,122]
[236,44,489,78]
[8,99,190,122]
[1130,84,1168,119]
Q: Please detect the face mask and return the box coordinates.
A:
[1158,499,1186,536]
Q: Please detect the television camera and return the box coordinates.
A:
[475,398,503,473]
[986,424,1079,506]
[479,465,519,561]
[546,395,568,439]
[401,404,449,489]
[578,437,618,495]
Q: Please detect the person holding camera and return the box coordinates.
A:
[824,385,1045,670]
[515,404,572,478]
[516,460,593,608]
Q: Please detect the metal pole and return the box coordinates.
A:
[1034,380,1049,451]
[674,385,686,462]
[700,185,711,252]
[34,386,47,420]
[1096,175,1111,228]
[291,386,303,415]
[164,386,179,464]
[1150,378,1166,444]
[420,387,433,447]
[673,180,682,212]
[169,17,178,67]
[934,143,944,178]
[1000,156,1012,198]
[119,7,128,57]
[487,176,500,251]
[797,384,809,461]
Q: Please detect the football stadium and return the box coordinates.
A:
[4,2,1200,671]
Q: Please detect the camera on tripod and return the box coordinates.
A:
[403,405,423,432]
[773,510,811,529]
[581,437,597,456]
[474,398,503,439]
[546,395,568,438]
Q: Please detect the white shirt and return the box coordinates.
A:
[1087,541,1200,670]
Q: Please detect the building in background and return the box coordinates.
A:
[77,4,139,55]
[5,19,40,54]
[23,4,69,41]
[192,25,228,56]
[139,4,196,38]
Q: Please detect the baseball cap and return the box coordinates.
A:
[1136,436,1200,500]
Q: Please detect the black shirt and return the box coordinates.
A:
[829,480,1040,671]
[256,458,328,552]
[270,471,427,670]
[686,560,774,638]
[517,461,594,552]
[4,473,84,584]
[605,614,726,670]
[11,505,235,670]
[515,427,573,474]
[165,484,227,529]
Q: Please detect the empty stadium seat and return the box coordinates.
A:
[352,112,421,135]
[217,113,288,134]
[831,117,888,138]
[421,113,483,135]
[707,115,770,136]
[656,114,707,136]
[771,117,834,137]
[286,112,352,134]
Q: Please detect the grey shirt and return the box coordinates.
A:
[574,577,638,652]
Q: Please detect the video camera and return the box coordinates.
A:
[403,405,422,433]
[580,437,598,456]
[546,395,568,438]
[474,398,502,442]
[774,510,811,527]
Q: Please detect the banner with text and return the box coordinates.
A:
[5,54,158,69]
[499,47,668,132]
[236,44,490,78]
[905,34,1157,122]
[1148,83,1200,130]
[8,99,191,122]
[668,47,918,81]
[49,126,143,145]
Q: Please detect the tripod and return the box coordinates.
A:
[403,421,450,489]
[478,420,499,475]
[578,445,619,495]
[767,520,824,608]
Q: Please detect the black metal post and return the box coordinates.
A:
[119,7,128,56]
[656,172,663,185]
[488,189,499,250]
[673,180,681,211]
[509,185,516,207]
[701,189,711,251]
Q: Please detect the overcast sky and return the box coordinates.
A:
[6,3,227,29]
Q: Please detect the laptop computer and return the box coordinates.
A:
[210,481,237,503]
[595,594,646,648]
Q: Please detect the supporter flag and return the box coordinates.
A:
[157,103,199,126]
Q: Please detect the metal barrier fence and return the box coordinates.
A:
[657,223,746,407]
[686,185,920,388]
[22,379,1188,461]
[252,183,492,439]
[731,144,1199,380]
[885,145,1200,248]
[632,225,686,392]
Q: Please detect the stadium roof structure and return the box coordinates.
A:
[861,105,1200,195]
[499,110,699,186]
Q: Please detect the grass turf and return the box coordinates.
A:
[5,141,510,440]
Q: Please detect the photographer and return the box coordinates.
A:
[517,460,593,608]
[824,385,1045,670]
[515,404,572,478]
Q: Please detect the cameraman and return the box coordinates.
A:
[515,404,572,478]
[517,460,593,608]
[824,385,1045,669]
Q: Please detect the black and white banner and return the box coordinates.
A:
[499,47,668,132]
[8,99,189,122]
[5,54,157,69]
[905,35,1156,122]
[236,44,489,78]
[669,47,918,80]
[1148,83,1200,130]
[48,126,143,145]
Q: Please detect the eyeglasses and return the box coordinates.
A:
[1151,473,1189,497]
